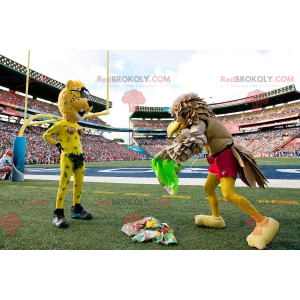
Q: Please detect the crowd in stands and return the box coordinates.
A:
[1,86,300,160]
[131,104,300,157]
[273,149,300,157]
[83,134,147,162]
[221,101,300,125]
[27,98,60,115]
[0,121,147,164]
[135,136,208,158]
[134,137,168,157]
[27,98,108,126]
[131,102,300,133]
[0,88,109,126]
[133,127,299,158]
[232,127,299,157]
[1,119,299,162]
[0,88,23,105]
[273,137,300,157]
[131,119,170,130]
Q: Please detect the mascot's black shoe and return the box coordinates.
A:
[52,209,68,228]
[70,204,92,220]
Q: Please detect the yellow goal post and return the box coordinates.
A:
[18,50,110,137]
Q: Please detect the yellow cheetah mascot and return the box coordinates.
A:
[43,80,93,228]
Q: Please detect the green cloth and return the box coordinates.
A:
[152,155,182,195]
[67,153,85,171]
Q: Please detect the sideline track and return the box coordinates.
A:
[25,174,299,189]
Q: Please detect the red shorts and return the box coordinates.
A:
[207,148,238,179]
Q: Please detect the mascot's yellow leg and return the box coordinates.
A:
[220,176,279,250]
[73,163,85,206]
[204,174,220,217]
[195,174,225,228]
[56,154,73,209]
[220,177,261,219]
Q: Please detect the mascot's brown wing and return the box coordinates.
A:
[231,145,268,189]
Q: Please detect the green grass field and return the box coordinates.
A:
[0,164,299,249]
[25,157,300,168]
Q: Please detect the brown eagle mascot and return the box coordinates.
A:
[157,93,279,250]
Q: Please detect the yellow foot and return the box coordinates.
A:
[246,217,280,250]
[194,215,225,228]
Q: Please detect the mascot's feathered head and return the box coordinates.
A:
[167,92,216,137]
[58,80,93,123]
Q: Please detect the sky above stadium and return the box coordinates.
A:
[1,50,299,142]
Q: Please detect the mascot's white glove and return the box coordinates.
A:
[157,120,207,165]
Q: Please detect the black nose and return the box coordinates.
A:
[88,100,93,107]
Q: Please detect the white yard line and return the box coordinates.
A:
[25,175,300,189]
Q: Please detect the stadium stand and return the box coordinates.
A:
[0,88,24,105]
[2,90,298,162]
[220,101,300,125]
[0,56,149,164]
[132,120,299,157]
[133,136,167,157]
[0,120,147,164]
[130,95,300,157]
[232,127,299,157]
[0,88,109,126]
[131,119,170,130]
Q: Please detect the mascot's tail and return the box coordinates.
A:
[231,145,268,189]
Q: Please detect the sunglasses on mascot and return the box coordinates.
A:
[70,87,91,99]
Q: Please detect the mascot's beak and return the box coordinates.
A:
[167,121,185,137]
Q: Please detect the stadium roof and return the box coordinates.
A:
[0,54,112,112]
[209,84,300,114]
[130,85,300,118]
[130,106,172,119]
